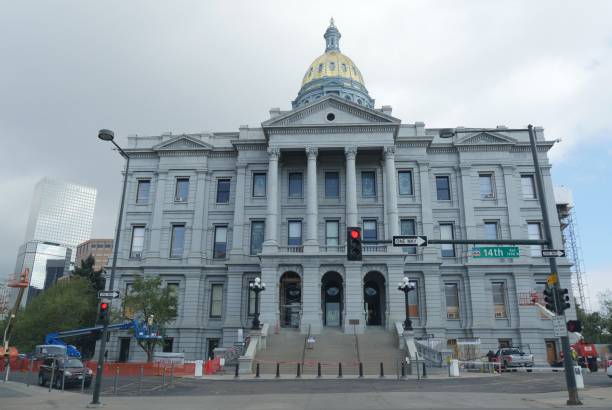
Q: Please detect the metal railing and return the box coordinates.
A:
[278,246,304,253]
[319,244,346,253]
[363,245,389,253]
[414,339,453,367]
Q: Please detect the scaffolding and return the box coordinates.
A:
[555,186,590,311]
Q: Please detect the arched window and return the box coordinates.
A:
[342,63,347,72]
[329,62,335,70]
[357,98,363,105]
[318,64,323,72]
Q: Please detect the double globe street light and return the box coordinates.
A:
[398,277,416,331]
[249,278,266,330]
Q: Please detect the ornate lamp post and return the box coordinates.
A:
[250,277,266,329]
[398,277,416,331]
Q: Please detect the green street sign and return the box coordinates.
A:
[472,246,520,258]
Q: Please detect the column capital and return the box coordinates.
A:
[383,146,396,159]
[267,147,280,159]
[344,146,357,160]
[306,146,318,158]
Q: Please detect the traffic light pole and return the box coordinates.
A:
[528,125,581,406]
[90,145,129,407]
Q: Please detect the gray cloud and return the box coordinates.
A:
[1,1,611,305]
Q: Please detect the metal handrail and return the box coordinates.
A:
[353,323,361,364]
[301,324,311,367]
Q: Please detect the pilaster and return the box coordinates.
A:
[304,147,319,253]
[263,148,280,252]
[418,162,436,261]
[230,164,247,255]
[345,146,358,227]
[148,172,167,258]
[459,165,476,239]
[343,261,364,334]
[300,263,322,334]
[189,170,208,260]
[384,146,400,238]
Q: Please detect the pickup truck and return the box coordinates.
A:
[494,347,534,369]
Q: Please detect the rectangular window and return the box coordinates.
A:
[130,226,145,259]
[136,180,151,204]
[363,220,377,241]
[175,178,189,202]
[440,223,455,257]
[436,176,450,200]
[400,219,416,255]
[408,280,419,317]
[398,171,414,195]
[252,173,267,197]
[445,283,460,319]
[250,221,265,255]
[209,284,223,318]
[288,172,303,198]
[484,221,499,240]
[479,174,494,199]
[248,280,256,315]
[521,175,536,199]
[288,221,302,246]
[216,179,231,203]
[162,338,173,353]
[170,225,186,258]
[325,221,339,246]
[361,171,376,197]
[325,172,340,198]
[528,222,542,256]
[492,282,507,318]
[213,226,228,259]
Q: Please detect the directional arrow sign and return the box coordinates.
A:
[541,249,566,258]
[393,235,428,247]
[98,290,120,299]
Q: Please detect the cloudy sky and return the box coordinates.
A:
[1,1,611,310]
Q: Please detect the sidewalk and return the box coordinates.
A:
[2,381,611,409]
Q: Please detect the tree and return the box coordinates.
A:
[72,255,105,293]
[10,277,98,357]
[576,291,612,344]
[122,276,178,362]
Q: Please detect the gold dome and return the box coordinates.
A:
[301,51,365,88]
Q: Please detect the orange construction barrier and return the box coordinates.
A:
[204,358,221,375]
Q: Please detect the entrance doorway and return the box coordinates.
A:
[279,272,301,328]
[363,271,386,326]
[545,340,558,365]
[118,338,130,362]
[321,272,343,327]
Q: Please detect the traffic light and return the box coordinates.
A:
[566,320,582,333]
[543,287,555,312]
[97,301,109,324]
[347,227,362,261]
[557,288,571,313]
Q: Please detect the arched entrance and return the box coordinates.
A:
[321,272,343,327]
[279,272,301,328]
[364,271,386,326]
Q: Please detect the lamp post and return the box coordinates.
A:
[398,277,416,331]
[439,125,580,405]
[90,129,130,407]
[250,277,266,329]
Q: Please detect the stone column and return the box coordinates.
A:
[263,148,280,251]
[345,146,358,227]
[418,162,436,261]
[230,164,247,256]
[148,171,167,259]
[304,147,319,252]
[189,170,208,260]
[383,146,400,238]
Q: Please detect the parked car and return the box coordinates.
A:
[38,357,92,389]
[494,347,534,369]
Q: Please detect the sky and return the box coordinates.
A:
[1,1,611,310]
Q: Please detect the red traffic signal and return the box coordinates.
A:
[350,229,360,240]
[97,301,110,324]
[100,302,109,311]
[347,227,362,261]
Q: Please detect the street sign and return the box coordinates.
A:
[541,249,566,258]
[552,316,568,337]
[547,273,558,287]
[98,290,120,299]
[471,246,519,258]
[393,235,428,247]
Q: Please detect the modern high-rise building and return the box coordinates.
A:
[76,239,113,271]
[12,178,96,305]
[103,21,573,366]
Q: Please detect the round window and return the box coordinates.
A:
[365,287,377,297]
[326,287,340,296]
[326,113,336,121]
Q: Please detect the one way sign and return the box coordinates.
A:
[393,235,428,247]
[541,249,566,258]
[98,290,121,299]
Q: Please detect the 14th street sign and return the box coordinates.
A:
[393,235,428,247]
[98,290,120,299]
[541,249,566,258]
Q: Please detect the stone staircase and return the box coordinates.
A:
[254,326,405,376]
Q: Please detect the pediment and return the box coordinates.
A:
[262,95,400,128]
[455,132,517,146]
[153,135,213,151]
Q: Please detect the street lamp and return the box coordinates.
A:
[249,277,266,330]
[438,125,581,405]
[90,129,130,407]
[398,277,416,331]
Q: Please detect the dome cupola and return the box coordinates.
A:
[293,19,375,109]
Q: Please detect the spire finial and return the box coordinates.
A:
[324,18,341,52]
